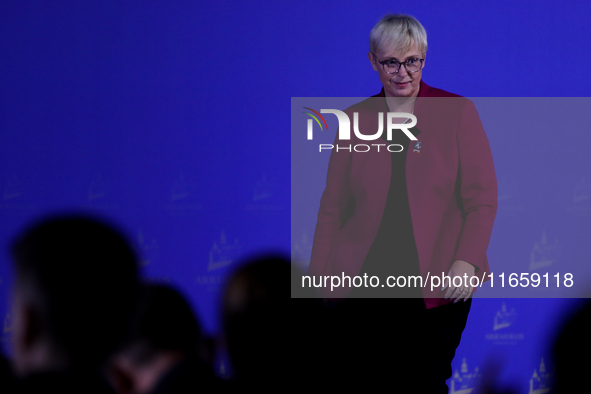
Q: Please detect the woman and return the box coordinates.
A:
[307,14,497,393]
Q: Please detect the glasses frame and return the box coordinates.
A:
[372,53,425,74]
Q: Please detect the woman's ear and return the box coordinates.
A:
[13,297,41,352]
[11,298,43,377]
[107,356,137,394]
[21,305,41,348]
[368,52,378,72]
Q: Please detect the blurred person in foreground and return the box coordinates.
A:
[552,298,591,393]
[7,214,140,393]
[1,353,16,392]
[109,283,220,394]
[222,254,324,392]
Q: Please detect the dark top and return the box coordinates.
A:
[349,116,423,300]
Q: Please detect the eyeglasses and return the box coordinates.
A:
[372,53,424,74]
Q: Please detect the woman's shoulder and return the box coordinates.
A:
[418,81,477,114]
[418,81,463,98]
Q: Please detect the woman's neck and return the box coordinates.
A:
[385,95,417,113]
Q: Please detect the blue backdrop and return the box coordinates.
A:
[1,1,590,392]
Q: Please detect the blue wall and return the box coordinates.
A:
[1,1,590,391]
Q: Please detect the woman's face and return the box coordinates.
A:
[369,44,425,98]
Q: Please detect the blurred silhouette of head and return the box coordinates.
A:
[1,353,15,391]
[110,283,211,394]
[9,214,140,377]
[552,299,591,393]
[221,254,289,385]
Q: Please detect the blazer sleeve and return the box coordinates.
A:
[307,130,354,277]
[453,99,498,272]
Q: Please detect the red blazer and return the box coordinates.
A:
[307,80,498,308]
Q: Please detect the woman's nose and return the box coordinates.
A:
[397,64,409,77]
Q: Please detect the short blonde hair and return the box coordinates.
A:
[369,14,427,56]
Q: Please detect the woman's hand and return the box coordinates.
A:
[442,259,476,303]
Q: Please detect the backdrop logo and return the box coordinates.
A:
[567,176,591,214]
[134,229,159,267]
[450,358,481,394]
[530,230,560,272]
[303,107,417,152]
[486,302,524,345]
[529,358,552,393]
[493,302,516,331]
[4,174,21,201]
[1,310,14,345]
[83,173,120,210]
[164,172,202,216]
[208,229,239,272]
[3,311,13,334]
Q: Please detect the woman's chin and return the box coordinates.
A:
[386,84,416,97]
